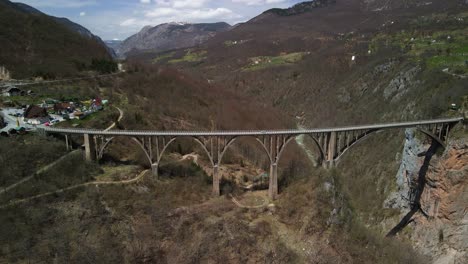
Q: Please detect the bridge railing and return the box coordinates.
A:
[41,117,464,136]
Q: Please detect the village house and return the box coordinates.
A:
[53,102,75,115]
[1,86,24,97]
[91,98,103,111]
[41,98,59,109]
[23,105,50,124]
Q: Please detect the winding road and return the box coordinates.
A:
[104,106,124,131]
[0,169,148,209]
[0,106,124,198]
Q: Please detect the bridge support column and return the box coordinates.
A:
[65,134,70,151]
[269,163,278,200]
[84,134,96,162]
[212,165,220,196]
[65,134,73,151]
[326,132,337,168]
[151,163,159,180]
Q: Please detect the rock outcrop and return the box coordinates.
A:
[386,130,467,263]
[409,138,468,263]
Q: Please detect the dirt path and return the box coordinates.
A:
[0,150,80,196]
[0,170,148,209]
[104,106,123,131]
[229,195,270,209]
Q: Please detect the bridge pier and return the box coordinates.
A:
[65,134,73,151]
[269,163,278,200]
[84,134,96,162]
[151,163,159,180]
[213,165,220,196]
[326,132,337,168]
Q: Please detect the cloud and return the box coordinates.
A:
[123,7,239,28]
[183,8,237,19]
[80,12,86,16]
[120,18,137,26]
[20,0,302,39]
[145,7,178,17]
[172,0,209,8]
[145,6,236,19]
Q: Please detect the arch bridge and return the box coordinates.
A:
[41,117,464,200]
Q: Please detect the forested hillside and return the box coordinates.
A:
[0,0,113,79]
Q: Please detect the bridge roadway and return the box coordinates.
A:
[41,117,464,200]
[44,117,463,136]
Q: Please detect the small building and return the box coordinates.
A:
[91,98,103,111]
[43,98,59,108]
[24,105,49,124]
[2,87,23,97]
[53,102,75,115]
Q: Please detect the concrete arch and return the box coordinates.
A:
[131,137,153,166]
[275,136,298,165]
[217,136,273,166]
[98,137,115,159]
[335,127,447,165]
[157,136,214,166]
[416,128,446,149]
[97,136,152,166]
[308,135,326,164]
[335,129,382,162]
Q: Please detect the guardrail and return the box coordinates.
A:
[41,117,464,136]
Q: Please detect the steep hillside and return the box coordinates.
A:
[0,0,113,78]
[143,0,467,125]
[133,0,468,262]
[116,22,231,58]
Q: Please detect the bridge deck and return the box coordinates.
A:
[43,117,464,136]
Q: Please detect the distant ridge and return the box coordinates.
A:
[115,22,231,58]
[264,0,336,16]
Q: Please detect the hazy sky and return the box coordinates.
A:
[17,0,304,40]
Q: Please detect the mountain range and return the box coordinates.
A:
[112,22,231,58]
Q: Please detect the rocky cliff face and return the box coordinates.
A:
[384,128,426,210]
[385,129,467,263]
[116,22,231,58]
[410,137,467,263]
